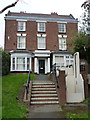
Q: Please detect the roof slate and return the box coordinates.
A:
[5,11,76,20]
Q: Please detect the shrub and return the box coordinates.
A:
[0,49,10,76]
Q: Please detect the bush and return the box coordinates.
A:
[0,49,10,76]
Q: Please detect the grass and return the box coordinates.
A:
[66,112,88,119]
[62,104,89,119]
[0,76,2,119]
[2,73,35,119]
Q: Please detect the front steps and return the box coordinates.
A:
[30,82,59,105]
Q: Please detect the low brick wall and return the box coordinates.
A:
[49,70,66,105]
[81,72,88,98]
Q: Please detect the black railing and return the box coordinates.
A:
[52,63,59,88]
[26,70,31,100]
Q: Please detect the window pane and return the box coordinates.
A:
[18,22,26,31]
[58,24,66,33]
[59,38,67,50]
[12,58,15,70]
[38,37,46,49]
[16,58,25,70]
[38,23,46,32]
[17,36,26,49]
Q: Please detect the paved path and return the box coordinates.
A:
[28,105,65,118]
[28,74,65,118]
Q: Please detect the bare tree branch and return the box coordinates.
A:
[0,0,19,14]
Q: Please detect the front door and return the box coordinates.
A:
[39,60,45,74]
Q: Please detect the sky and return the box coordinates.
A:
[0,0,85,48]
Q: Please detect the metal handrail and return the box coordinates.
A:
[26,69,31,99]
[52,63,59,88]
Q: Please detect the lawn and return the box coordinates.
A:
[0,76,2,119]
[2,73,35,119]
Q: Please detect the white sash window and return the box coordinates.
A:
[38,37,46,49]
[17,36,26,49]
[16,58,25,70]
[18,21,26,31]
[58,24,66,33]
[55,56,64,67]
[37,22,46,32]
[59,38,67,50]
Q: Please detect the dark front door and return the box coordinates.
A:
[39,60,45,74]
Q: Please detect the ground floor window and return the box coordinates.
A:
[11,56,31,71]
[16,58,25,70]
[55,54,74,68]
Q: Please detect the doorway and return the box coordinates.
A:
[39,60,45,74]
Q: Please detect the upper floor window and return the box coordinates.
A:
[59,37,67,50]
[17,36,26,49]
[58,24,66,33]
[37,22,46,32]
[37,36,46,49]
[18,21,26,31]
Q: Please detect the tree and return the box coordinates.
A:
[74,32,90,63]
[81,0,90,34]
[0,0,19,14]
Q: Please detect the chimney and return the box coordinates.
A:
[51,12,58,15]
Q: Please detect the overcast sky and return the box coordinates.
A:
[0,0,85,48]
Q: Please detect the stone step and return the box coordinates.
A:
[32,83,55,85]
[32,91,57,94]
[32,88,56,91]
[31,97,59,101]
[31,101,59,105]
[32,85,56,88]
[31,94,58,97]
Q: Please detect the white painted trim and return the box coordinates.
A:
[37,34,41,37]
[58,35,62,38]
[17,33,27,36]
[16,19,27,21]
[42,34,46,37]
[57,21,67,23]
[48,58,50,73]
[63,35,67,38]
[36,20,47,23]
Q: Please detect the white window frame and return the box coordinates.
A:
[18,21,26,31]
[16,57,25,71]
[58,23,66,33]
[59,37,67,50]
[37,22,46,32]
[38,36,46,49]
[17,36,26,49]
[12,58,15,70]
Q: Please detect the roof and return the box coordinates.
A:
[10,49,32,54]
[52,50,73,54]
[5,11,78,23]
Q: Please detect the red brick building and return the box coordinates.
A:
[4,11,78,74]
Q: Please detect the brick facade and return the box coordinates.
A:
[4,12,78,52]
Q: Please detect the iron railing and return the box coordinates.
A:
[26,70,31,100]
[52,63,59,88]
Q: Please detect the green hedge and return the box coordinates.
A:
[1,49,10,76]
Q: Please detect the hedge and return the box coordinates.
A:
[0,49,10,76]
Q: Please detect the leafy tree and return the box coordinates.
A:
[0,48,10,76]
[74,32,90,63]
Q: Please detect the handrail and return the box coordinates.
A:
[26,69,31,100]
[52,63,59,88]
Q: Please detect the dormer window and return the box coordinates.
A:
[18,21,26,31]
[58,23,66,33]
[37,22,46,32]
